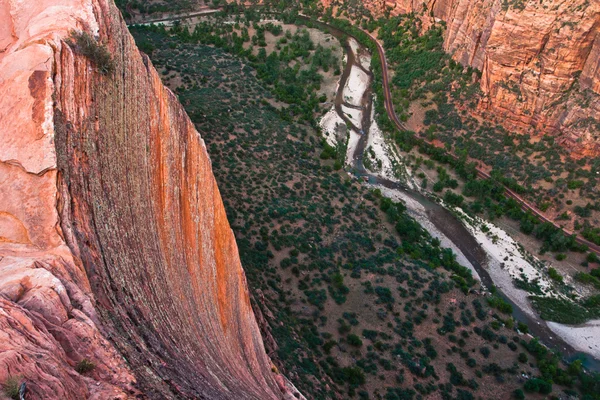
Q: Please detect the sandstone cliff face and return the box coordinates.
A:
[0,0,300,399]
[323,0,600,157]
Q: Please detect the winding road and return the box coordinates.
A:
[360,29,600,257]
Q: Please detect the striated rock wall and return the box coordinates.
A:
[0,0,301,399]
[322,0,600,157]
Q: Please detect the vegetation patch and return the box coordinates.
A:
[67,31,115,75]
[2,376,22,400]
[530,296,600,325]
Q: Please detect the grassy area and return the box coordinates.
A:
[530,296,600,325]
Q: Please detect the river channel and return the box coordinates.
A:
[322,23,600,371]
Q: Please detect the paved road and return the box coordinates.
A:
[360,29,600,257]
[127,7,221,25]
[132,9,600,257]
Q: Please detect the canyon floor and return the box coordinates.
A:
[128,6,600,399]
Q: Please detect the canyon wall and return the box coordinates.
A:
[0,0,300,399]
[323,0,600,157]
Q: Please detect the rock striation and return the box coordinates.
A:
[323,0,600,157]
[0,0,301,399]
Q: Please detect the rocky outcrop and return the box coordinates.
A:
[0,0,301,399]
[322,0,600,157]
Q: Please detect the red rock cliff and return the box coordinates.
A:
[0,0,301,399]
[323,0,600,157]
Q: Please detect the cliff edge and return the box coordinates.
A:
[0,0,301,398]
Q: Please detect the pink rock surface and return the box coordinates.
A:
[0,0,300,398]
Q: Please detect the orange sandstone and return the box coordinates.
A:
[0,0,302,398]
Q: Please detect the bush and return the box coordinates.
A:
[530,296,600,324]
[524,378,552,394]
[518,353,528,363]
[517,322,528,333]
[341,366,366,385]
[443,191,464,207]
[479,346,491,358]
[76,358,96,374]
[486,295,513,314]
[347,333,363,347]
[2,376,22,400]
[548,267,563,282]
[513,389,525,399]
[67,31,114,74]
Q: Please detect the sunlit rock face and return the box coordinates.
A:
[0,0,301,398]
[322,0,600,157]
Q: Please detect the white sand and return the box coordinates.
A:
[343,65,369,106]
[547,320,600,360]
[345,130,361,167]
[451,210,555,318]
[456,211,553,289]
[348,38,371,70]
[341,105,362,129]
[349,38,361,57]
[365,105,407,182]
[366,119,394,178]
[319,105,346,147]
[359,54,371,70]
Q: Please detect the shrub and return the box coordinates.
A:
[479,346,490,358]
[347,334,363,347]
[323,340,337,354]
[305,289,327,309]
[548,267,563,282]
[76,358,96,374]
[2,376,22,400]
[524,378,552,394]
[443,191,464,207]
[517,322,528,333]
[362,329,378,341]
[341,366,366,385]
[513,388,525,399]
[530,296,599,324]
[67,31,115,75]
[486,295,513,314]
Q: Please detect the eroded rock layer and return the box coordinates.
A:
[0,0,299,398]
[323,0,600,156]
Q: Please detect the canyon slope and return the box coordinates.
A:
[323,0,600,157]
[0,0,301,398]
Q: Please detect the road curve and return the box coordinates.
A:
[360,29,600,257]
